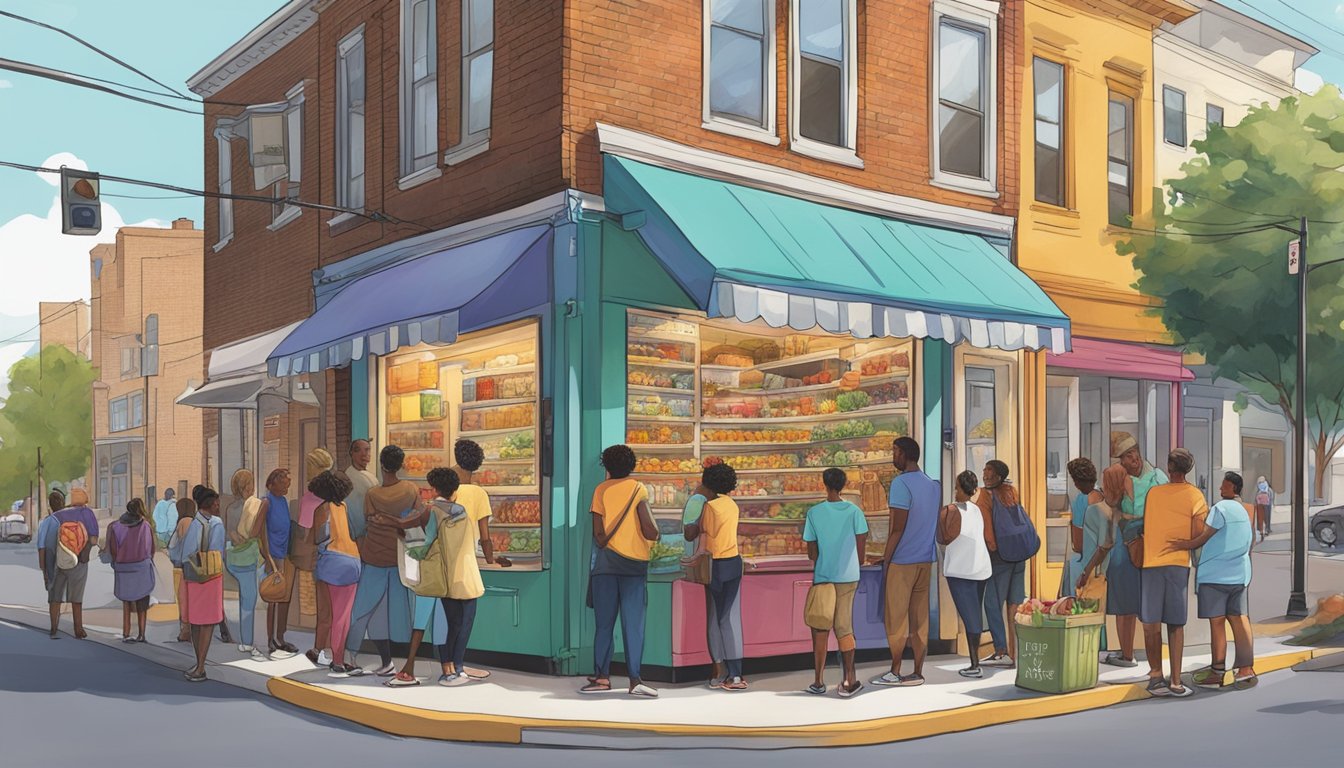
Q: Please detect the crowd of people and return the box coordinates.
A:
[33,429,1258,697]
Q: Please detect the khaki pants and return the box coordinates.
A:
[883,563,932,650]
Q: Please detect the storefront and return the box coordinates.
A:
[267,153,1069,677]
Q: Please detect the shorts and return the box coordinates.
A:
[48,562,89,603]
[1197,583,1248,619]
[883,563,932,646]
[804,581,858,644]
[1139,565,1190,626]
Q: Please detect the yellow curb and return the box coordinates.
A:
[267,648,1327,748]
[147,604,179,623]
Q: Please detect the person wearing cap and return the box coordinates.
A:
[1103,431,1167,668]
[40,488,99,639]
[300,448,337,668]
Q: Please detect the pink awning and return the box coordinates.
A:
[1046,337,1194,382]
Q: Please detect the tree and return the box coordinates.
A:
[1118,87,1344,499]
[0,345,97,503]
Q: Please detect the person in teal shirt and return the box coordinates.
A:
[1184,472,1257,690]
[802,468,868,697]
[152,488,177,546]
[1104,433,1168,668]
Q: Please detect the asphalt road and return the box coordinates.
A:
[0,615,1340,767]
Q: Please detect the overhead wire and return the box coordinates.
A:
[0,58,203,115]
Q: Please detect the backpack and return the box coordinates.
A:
[56,520,88,570]
[990,490,1040,563]
[409,502,457,599]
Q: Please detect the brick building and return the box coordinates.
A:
[38,300,91,360]
[89,219,204,511]
[187,1,1073,676]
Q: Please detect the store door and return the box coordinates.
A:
[1043,376,1080,599]
[1184,408,1214,502]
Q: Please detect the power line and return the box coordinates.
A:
[103,192,198,200]
[0,58,202,116]
[1268,0,1344,47]
[0,9,190,100]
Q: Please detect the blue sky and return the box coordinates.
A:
[1221,0,1344,86]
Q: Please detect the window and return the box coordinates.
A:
[1107,92,1133,227]
[791,0,857,159]
[459,0,494,151]
[1206,103,1224,131]
[215,131,233,247]
[120,347,139,378]
[109,397,129,433]
[129,391,144,429]
[940,14,994,185]
[705,0,774,136]
[1163,85,1186,147]
[401,0,438,177]
[1033,57,1065,207]
[266,84,305,228]
[337,28,366,211]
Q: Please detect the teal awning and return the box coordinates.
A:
[603,156,1070,354]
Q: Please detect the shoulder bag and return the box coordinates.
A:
[409,504,454,598]
[681,499,713,585]
[183,520,224,584]
[585,486,643,608]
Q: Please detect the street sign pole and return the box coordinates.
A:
[1288,218,1308,618]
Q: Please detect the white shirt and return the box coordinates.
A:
[344,465,379,540]
[943,501,992,581]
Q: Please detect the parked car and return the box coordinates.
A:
[1311,507,1342,547]
[1,513,31,543]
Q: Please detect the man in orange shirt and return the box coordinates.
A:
[1139,448,1208,698]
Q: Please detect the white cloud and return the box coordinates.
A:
[0,153,166,315]
[0,342,38,401]
[1296,68,1325,95]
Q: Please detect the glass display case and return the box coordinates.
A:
[380,321,542,570]
[626,310,913,572]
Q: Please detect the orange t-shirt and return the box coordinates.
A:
[592,478,652,562]
[1143,482,1209,568]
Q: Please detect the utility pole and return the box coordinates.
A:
[1289,217,1308,618]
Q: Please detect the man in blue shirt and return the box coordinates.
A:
[1173,471,1257,690]
[152,488,177,547]
[872,437,939,687]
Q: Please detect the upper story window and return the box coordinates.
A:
[401,0,438,179]
[705,0,776,142]
[214,129,234,249]
[931,0,998,195]
[130,391,144,429]
[271,83,304,229]
[120,346,139,379]
[1163,86,1186,147]
[337,28,367,211]
[460,0,494,151]
[1033,56,1066,207]
[790,0,858,165]
[1107,91,1134,228]
[1206,103,1224,131]
[109,397,128,433]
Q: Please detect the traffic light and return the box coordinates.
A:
[60,167,101,235]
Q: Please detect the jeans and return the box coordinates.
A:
[946,577,988,637]
[591,573,648,681]
[224,560,261,648]
[706,556,745,679]
[439,597,478,671]
[345,565,411,655]
[984,554,1026,653]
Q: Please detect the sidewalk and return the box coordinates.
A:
[2,601,1335,749]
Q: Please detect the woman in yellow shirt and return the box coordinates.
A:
[581,444,661,698]
[309,471,364,678]
[684,462,746,690]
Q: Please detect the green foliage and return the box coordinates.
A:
[0,345,97,502]
[1118,88,1344,492]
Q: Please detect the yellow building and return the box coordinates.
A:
[1017,0,1197,598]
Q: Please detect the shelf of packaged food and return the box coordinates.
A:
[733,491,860,502]
[700,433,900,450]
[627,442,697,452]
[628,358,697,370]
[489,521,543,529]
[458,425,535,438]
[626,414,696,424]
[711,371,909,397]
[385,387,444,398]
[480,457,537,465]
[702,348,841,374]
[627,384,696,396]
[476,485,540,496]
[462,364,535,380]
[627,330,699,345]
[387,417,446,427]
[700,403,909,425]
[461,397,536,409]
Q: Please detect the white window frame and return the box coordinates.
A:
[270,82,305,230]
[1163,85,1187,148]
[109,397,128,433]
[129,391,144,429]
[929,0,999,196]
[399,0,439,182]
[448,0,493,163]
[702,0,779,146]
[788,0,861,167]
[336,26,367,216]
[213,128,234,251]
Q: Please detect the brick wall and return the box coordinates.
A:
[562,0,1023,217]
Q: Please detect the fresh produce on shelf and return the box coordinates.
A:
[389,430,446,450]
[818,399,838,414]
[476,467,535,487]
[627,369,695,390]
[626,425,691,445]
[838,371,862,392]
[737,530,807,557]
[403,454,444,477]
[469,373,535,402]
[740,501,811,520]
[627,394,693,418]
[628,341,693,364]
[498,431,536,460]
[835,391,871,412]
[810,419,876,441]
[701,428,812,444]
[970,419,996,440]
[461,404,533,432]
[801,371,834,386]
[650,541,683,564]
[493,498,541,524]
[491,529,541,554]
[1013,597,1100,625]
[702,454,802,470]
[866,380,909,406]
[635,457,702,474]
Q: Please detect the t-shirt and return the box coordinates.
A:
[681,494,707,557]
[1143,482,1209,568]
[344,466,378,541]
[433,498,485,600]
[264,493,291,561]
[321,502,360,559]
[299,490,322,530]
[701,496,740,559]
[363,481,421,568]
[152,499,177,540]
[455,483,494,537]
[1197,499,1254,586]
[1070,492,1089,530]
[803,500,868,584]
[592,478,652,562]
[888,470,939,565]
[1122,465,1170,520]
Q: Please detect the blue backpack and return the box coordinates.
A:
[991,490,1041,563]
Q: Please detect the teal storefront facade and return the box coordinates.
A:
[269,150,1069,678]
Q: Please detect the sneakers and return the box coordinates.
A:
[327,664,354,679]
[871,672,904,686]
[806,682,828,695]
[317,649,333,667]
[1103,653,1139,668]
[897,674,925,687]
[629,683,659,698]
[981,653,1014,668]
[249,648,269,662]
[959,666,984,679]
[438,673,471,687]
[371,661,398,677]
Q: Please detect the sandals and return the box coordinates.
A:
[806,682,828,695]
[722,677,748,691]
[385,672,421,687]
[579,680,613,694]
[838,681,864,699]
[898,674,925,687]
[183,670,207,683]
[959,666,984,679]
[1192,666,1227,689]
[1233,672,1259,690]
